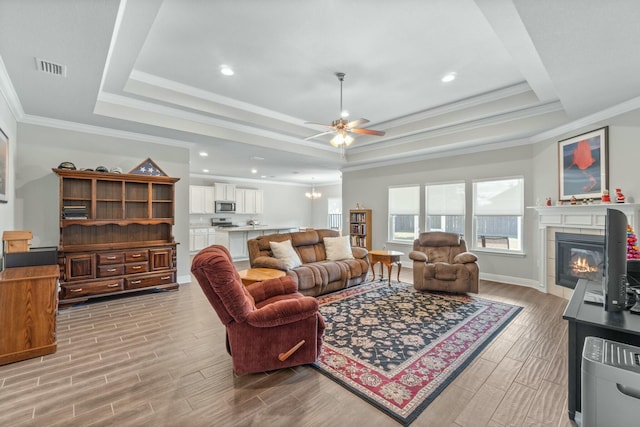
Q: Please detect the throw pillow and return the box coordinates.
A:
[324,236,354,261]
[269,240,302,270]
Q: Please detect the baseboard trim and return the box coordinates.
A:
[480,272,543,291]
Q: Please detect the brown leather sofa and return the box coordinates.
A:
[409,231,479,293]
[247,229,370,297]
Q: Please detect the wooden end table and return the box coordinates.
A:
[369,250,404,285]
[238,268,286,286]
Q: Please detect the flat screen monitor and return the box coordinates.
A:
[603,208,628,312]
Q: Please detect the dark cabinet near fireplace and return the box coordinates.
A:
[555,232,604,288]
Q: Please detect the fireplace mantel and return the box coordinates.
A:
[529,203,640,231]
[529,203,640,298]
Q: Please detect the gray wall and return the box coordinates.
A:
[343,144,537,286]
[15,123,191,283]
[0,89,16,239]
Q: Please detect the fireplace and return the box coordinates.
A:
[555,232,605,288]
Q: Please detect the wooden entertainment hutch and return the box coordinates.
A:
[54,168,180,306]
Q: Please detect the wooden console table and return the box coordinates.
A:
[562,279,640,420]
[0,265,59,365]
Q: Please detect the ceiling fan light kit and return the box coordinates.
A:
[305,72,385,153]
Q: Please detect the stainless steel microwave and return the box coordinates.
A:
[215,201,236,214]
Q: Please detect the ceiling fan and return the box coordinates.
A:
[304,72,385,152]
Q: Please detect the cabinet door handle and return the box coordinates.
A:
[161,276,171,280]
[132,266,142,270]
[107,283,119,288]
[130,280,142,284]
[106,256,117,260]
[107,268,117,272]
[132,254,142,258]
[69,288,83,293]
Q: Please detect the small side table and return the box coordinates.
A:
[369,250,404,285]
[238,268,286,286]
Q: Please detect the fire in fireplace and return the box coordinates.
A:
[556,232,605,288]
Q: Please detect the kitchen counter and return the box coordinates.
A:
[215,226,296,259]
[218,225,295,232]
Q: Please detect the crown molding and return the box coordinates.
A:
[189,172,341,187]
[376,82,533,128]
[341,137,532,173]
[351,100,563,153]
[129,70,309,126]
[0,55,25,121]
[530,95,640,143]
[19,114,195,148]
[96,91,336,153]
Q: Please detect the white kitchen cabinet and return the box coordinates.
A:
[235,188,246,214]
[206,228,216,246]
[229,232,247,259]
[235,188,263,214]
[189,185,215,214]
[190,228,208,251]
[215,183,236,201]
[190,227,216,252]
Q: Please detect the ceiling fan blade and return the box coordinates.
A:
[305,121,334,129]
[304,130,335,140]
[350,128,386,136]
[347,118,369,128]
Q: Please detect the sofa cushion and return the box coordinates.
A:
[269,240,302,270]
[324,236,354,261]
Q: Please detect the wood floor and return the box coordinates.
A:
[0,264,577,427]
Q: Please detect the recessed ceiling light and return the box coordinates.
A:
[251,156,264,161]
[202,169,209,173]
[251,168,257,174]
[442,72,456,83]
[220,65,234,76]
[260,175,267,178]
[199,151,208,157]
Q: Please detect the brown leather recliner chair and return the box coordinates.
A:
[191,245,325,374]
[409,232,479,293]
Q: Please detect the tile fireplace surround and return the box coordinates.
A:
[530,203,640,299]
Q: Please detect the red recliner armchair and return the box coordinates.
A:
[191,245,325,374]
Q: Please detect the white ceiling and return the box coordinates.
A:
[2,0,640,184]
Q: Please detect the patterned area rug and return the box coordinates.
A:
[313,281,522,426]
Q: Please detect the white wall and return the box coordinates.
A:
[342,108,640,289]
[0,88,17,243]
[15,123,191,282]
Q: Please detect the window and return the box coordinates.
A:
[425,182,465,237]
[388,186,420,243]
[327,197,342,230]
[473,177,524,252]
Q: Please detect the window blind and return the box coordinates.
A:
[473,178,524,216]
[426,182,465,215]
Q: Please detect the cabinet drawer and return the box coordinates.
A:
[126,272,174,290]
[62,279,124,298]
[125,262,148,274]
[125,250,148,262]
[97,264,125,278]
[97,252,125,265]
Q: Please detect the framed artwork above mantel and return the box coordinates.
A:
[558,126,608,201]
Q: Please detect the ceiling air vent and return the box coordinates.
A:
[35,58,67,77]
